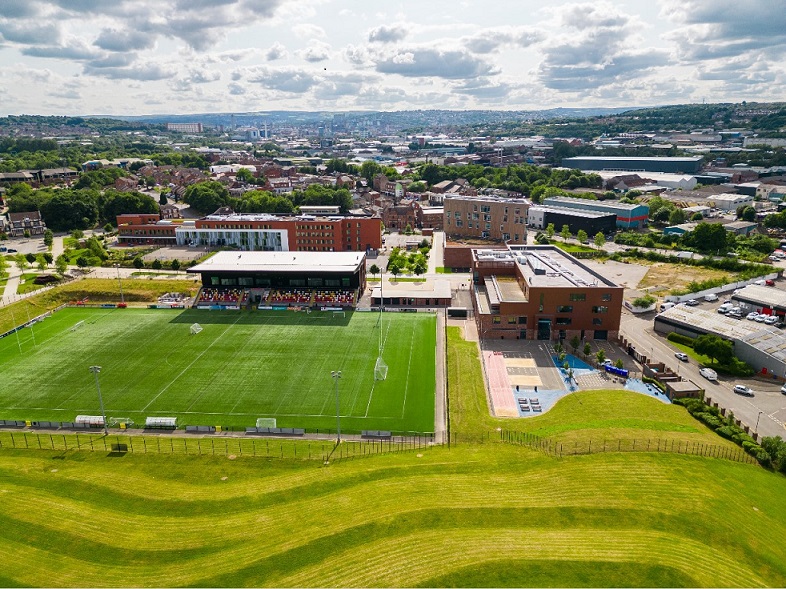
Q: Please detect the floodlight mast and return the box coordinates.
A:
[331,370,342,442]
[89,365,108,435]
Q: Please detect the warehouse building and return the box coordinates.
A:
[526,205,617,236]
[541,196,649,228]
[562,156,703,175]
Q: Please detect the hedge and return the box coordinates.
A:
[667,332,695,347]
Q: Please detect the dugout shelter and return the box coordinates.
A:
[188,251,367,308]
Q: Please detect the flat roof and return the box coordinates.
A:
[656,306,763,339]
[371,279,451,300]
[530,205,617,219]
[474,245,619,289]
[710,193,752,201]
[563,156,703,162]
[542,196,642,212]
[188,251,365,274]
[733,284,786,309]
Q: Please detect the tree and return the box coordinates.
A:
[404,223,413,235]
[55,254,68,275]
[43,229,54,249]
[596,349,606,365]
[152,259,162,270]
[35,254,47,271]
[171,259,181,272]
[0,255,7,279]
[100,189,158,225]
[15,254,27,272]
[685,222,730,254]
[693,334,734,365]
[360,161,383,182]
[594,232,605,249]
[560,224,571,241]
[615,359,624,369]
[133,256,144,269]
[235,167,254,183]
[741,206,756,222]
[569,335,580,353]
[103,223,113,233]
[652,207,671,224]
[43,252,53,264]
[546,223,555,239]
[690,212,704,221]
[668,208,686,225]
[576,229,588,243]
[40,189,100,231]
[183,181,231,214]
[583,342,592,358]
[369,264,380,278]
[389,263,401,280]
[159,192,168,206]
[76,256,89,268]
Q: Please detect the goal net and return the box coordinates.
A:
[190,323,203,335]
[374,356,388,381]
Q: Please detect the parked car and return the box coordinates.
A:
[659,302,675,312]
[717,304,732,314]
[781,384,786,395]
[6,248,17,253]
[699,368,718,381]
[766,279,775,286]
[746,312,759,320]
[733,384,754,396]
[704,294,719,302]
[675,352,689,362]
[765,315,779,325]
[755,314,767,322]
[685,299,699,306]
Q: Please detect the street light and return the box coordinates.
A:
[114,263,124,304]
[331,370,342,442]
[755,410,763,434]
[88,366,108,435]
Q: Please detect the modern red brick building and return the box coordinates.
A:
[117,211,382,252]
[472,245,623,342]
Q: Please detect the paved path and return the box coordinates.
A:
[1,273,21,304]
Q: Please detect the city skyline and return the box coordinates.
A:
[0,0,784,116]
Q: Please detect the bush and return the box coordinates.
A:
[632,294,656,308]
[715,425,737,441]
[714,357,755,377]
[753,448,772,468]
[667,332,695,347]
[696,412,722,429]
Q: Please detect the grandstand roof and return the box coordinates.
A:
[188,251,366,274]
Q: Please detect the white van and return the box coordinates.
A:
[659,302,675,312]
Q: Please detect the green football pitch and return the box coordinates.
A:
[0,307,436,433]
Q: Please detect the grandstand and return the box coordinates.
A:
[188,251,366,309]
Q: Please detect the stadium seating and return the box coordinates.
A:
[313,289,355,306]
[196,288,249,306]
[269,289,311,304]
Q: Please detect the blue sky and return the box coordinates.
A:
[0,0,784,115]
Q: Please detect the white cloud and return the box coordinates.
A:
[298,40,331,63]
[367,24,407,44]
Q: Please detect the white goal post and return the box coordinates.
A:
[70,320,84,332]
[190,323,203,335]
[374,356,388,381]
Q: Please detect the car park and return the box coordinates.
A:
[733,384,754,396]
[675,352,689,361]
[699,368,718,381]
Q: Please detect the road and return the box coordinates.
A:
[621,309,786,440]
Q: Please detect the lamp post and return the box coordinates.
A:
[88,366,108,435]
[331,370,342,442]
[755,410,763,434]
[114,263,124,304]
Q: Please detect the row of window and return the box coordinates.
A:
[492,316,605,326]
[569,293,613,302]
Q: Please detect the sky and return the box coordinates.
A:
[0,0,784,116]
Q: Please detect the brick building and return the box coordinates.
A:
[117,211,381,252]
[444,196,528,243]
[8,211,46,237]
[472,245,623,341]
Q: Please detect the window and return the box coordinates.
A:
[492,316,501,324]
[518,316,527,325]
[556,305,573,313]
[508,317,517,324]
[570,293,586,302]
[468,222,473,228]
[601,293,612,301]
[592,306,609,314]
[593,318,603,325]
[456,220,463,227]
[485,223,491,230]
[481,205,490,213]
[556,318,572,325]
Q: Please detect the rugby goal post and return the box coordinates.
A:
[70,320,84,332]
[190,323,203,335]
[374,356,388,381]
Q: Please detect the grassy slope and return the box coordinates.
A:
[0,308,436,433]
[0,315,784,587]
[0,446,784,587]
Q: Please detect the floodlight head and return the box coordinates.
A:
[331,370,342,378]
[89,365,101,374]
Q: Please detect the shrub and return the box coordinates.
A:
[667,332,695,347]
[632,294,656,308]
[753,448,772,468]
[715,426,737,441]
[696,412,722,429]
